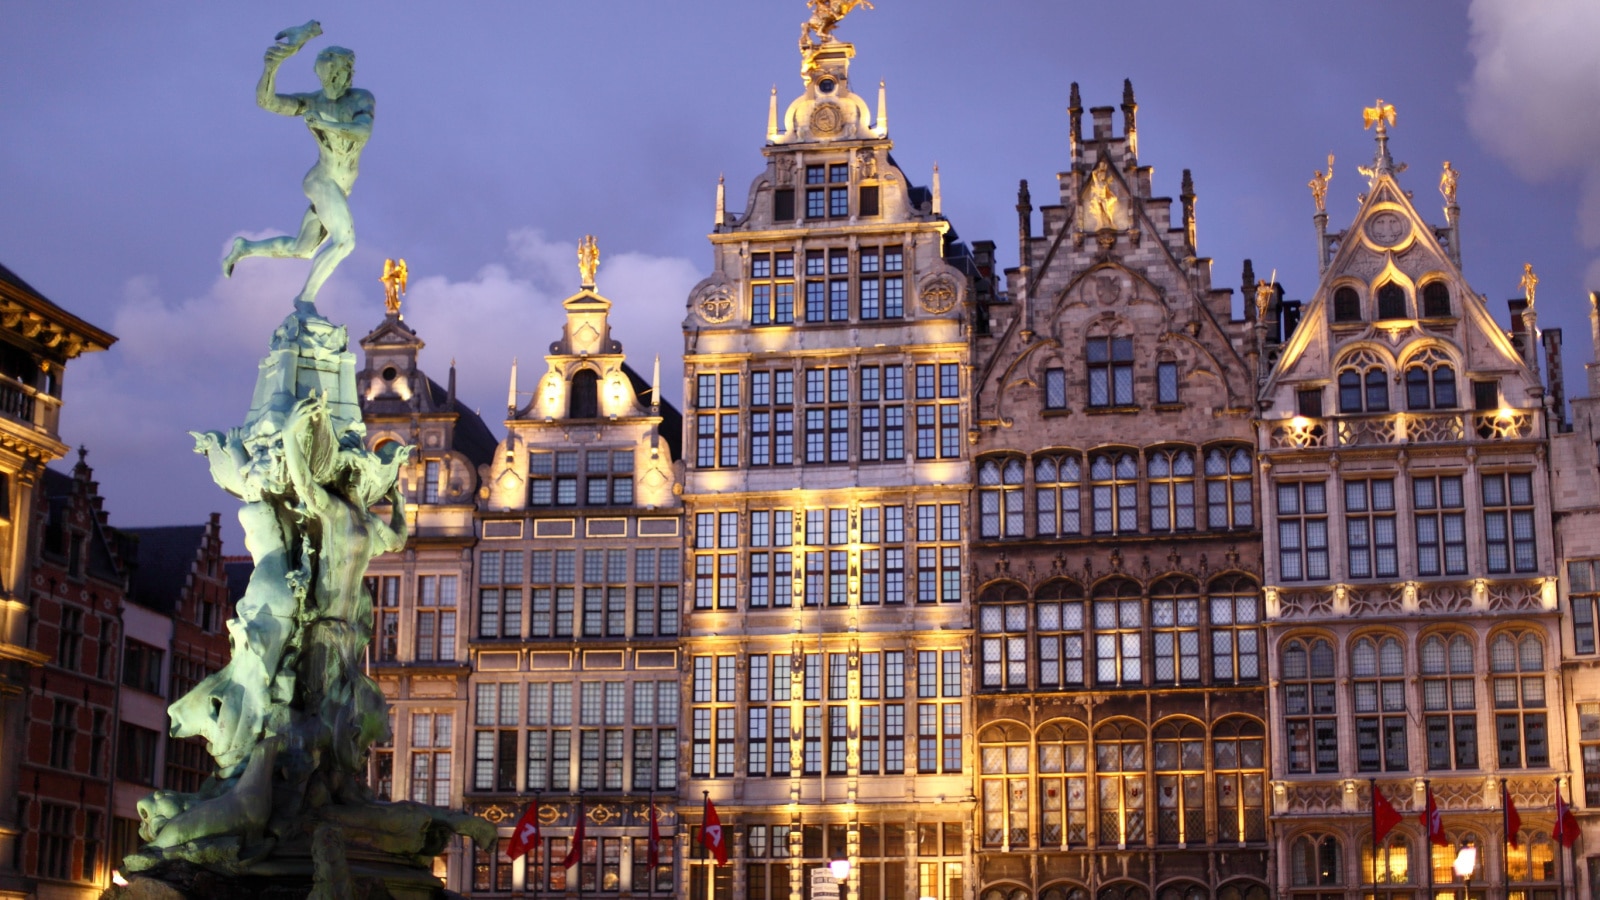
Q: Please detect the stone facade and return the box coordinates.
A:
[970,84,1268,900]
[678,32,986,900]
[1257,123,1565,899]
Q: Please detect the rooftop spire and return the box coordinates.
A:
[715,174,726,228]
[507,357,518,415]
[1121,78,1138,160]
[1357,99,1405,185]
[931,163,942,216]
[768,85,780,141]
[875,79,888,137]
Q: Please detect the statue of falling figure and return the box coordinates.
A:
[221,20,371,314]
[119,23,489,899]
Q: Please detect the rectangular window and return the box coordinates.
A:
[1415,476,1468,577]
[859,185,880,216]
[1344,479,1397,579]
[1277,482,1329,581]
[1157,361,1179,404]
[1572,561,1600,655]
[1296,388,1324,417]
[1483,472,1537,573]
[1087,337,1135,407]
[1045,368,1066,409]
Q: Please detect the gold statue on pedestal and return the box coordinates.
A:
[1363,99,1397,131]
[1440,161,1459,207]
[1308,153,1334,214]
[1521,262,1539,309]
[801,0,874,55]
[380,258,407,315]
[578,235,600,287]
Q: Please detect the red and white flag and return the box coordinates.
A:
[648,795,662,868]
[1372,783,1402,844]
[1422,784,1448,846]
[1502,782,1522,848]
[506,799,541,861]
[699,795,728,866]
[1555,782,1580,848]
[561,803,586,869]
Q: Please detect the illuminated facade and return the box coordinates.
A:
[358,303,499,888]
[462,254,686,895]
[1257,116,1567,899]
[678,21,987,900]
[969,85,1269,900]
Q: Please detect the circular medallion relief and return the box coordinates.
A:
[809,103,843,136]
[919,275,960,314]
[697,284,735,324]
[1364,211,1410,247]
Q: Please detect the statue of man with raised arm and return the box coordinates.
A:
[222,21,373,314]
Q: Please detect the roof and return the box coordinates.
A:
[120,524,207,614]
[425,376,500,468]
[0,261,117,356]
[621,361,683,462]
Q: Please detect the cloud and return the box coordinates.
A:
[1465,0,1600,244]
[62,231,700,539]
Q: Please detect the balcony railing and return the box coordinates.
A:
[1267,409,1539,451]
[0,376,59,439]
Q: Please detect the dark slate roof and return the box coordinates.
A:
[42,466,123,583]
[121,525,206,615]
[621,362,683,462]
[424,376,499,468]
[0,262,48,300]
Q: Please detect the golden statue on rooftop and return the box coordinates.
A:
[380,258,407,315]
[801,0,874,54]
[1521,262,1538,309]
[1308,153,1334,215]
[578,235,600,287]
[1440,161,1459,207]
[1363,99,1397,131]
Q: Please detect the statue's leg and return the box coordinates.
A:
[294,178,354,310]
[222,207,328,277]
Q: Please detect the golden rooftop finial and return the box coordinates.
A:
[1520,263,1539,309]
[1363,99,1396,131]
[800,0,874,71]
[1440,161,1459,207]
[1308,153,1334,215]
[577,235,600,288]
[380,258,408,315]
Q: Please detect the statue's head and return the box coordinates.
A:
[314,46,355,99]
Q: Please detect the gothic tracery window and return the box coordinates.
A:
[1148,448,1196,532]
[1036,452,1082,537]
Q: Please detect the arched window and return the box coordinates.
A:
[1093,579,1143,686]
[1333,286,1363,322]
[1351,635,1408,772]
[1094,721,1148,846]
[1149,448,1197,532]
[1430,833,1484,887]
[978,582,1029,690]
[1098,885,1148,900]
[1036,580,1086,690]
[1337,350,1389,413]
[1036,453,1082,537]
[1151,577,1201,684]
[1361,831,1413,885]
[1088,336,1135,407]
[1490,631,1548,768]
[1291,834,1344,886]
[1042,887,1090,900]
[979,722,1031,849]
[979,457,1026,539]
[1282,638,1337,773]
[1037,721,1089,846]
[1506,831,1557,885]
[1217,883,1269,900]
[569,369,600,418]
[1157,884,1207,900]
[1209,576,1262,683]
[1404,348,1458,410]
[1422,281,1452,317]
[1205,447,1254,530]
[1213,718,1266,842]
[1091,452,1138,534]
[983,889,1034,900]
[1154,719,1205,844]
[1376,283,1407,320]
[1420,633,1477,770]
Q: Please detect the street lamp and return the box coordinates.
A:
[830,849,851,882]
[1453,840,1477,900]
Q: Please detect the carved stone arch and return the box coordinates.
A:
[978,579,1029,603]
[1397,339,1462,370]
[1049,261,1168,321]
[1040,882,1090,900]
[993,337,1062,425]
[1033,577,1083,601]
[978,720,1031,743]
[1333,343,1397,372]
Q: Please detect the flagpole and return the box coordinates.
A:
[535,792,542,900]
[1556,778,1568,900]
[1502,779,1510,900]
[702,790,712,900]
[1369,775,1382,883]
[648,789,656,900]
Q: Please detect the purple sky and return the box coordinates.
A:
[3,2,1599,547]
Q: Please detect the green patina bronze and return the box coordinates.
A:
[112,23,491,900]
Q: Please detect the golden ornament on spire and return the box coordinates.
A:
[1363,99,1396,131]
[577,235,600,288]
[1439,161,1459,207]
[380,258,408,315]
[800,0,874,54]
[1520,262,1539,309]
[1308,153,1334,215]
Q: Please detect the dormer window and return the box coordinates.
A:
[1376,283,1407,320]
[1333,287,1362,323]
[569,370,599,418]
